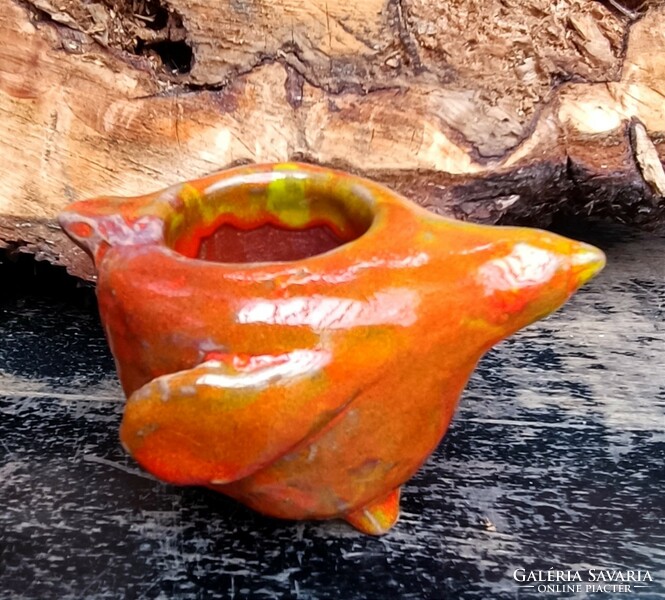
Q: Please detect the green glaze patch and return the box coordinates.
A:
[273,163,301,172]
[266,175,310,228]
[165,165,371,251]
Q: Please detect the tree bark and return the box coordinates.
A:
[1,0,664,280]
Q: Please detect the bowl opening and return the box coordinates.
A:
[164,171,375,263]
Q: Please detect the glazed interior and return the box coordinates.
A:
[164,171,375,263]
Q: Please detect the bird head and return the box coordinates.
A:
[424,221,606,352]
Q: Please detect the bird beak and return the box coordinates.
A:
[570,241,606,288]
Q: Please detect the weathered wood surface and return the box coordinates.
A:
[1,1,665,280]
[0,222,663,598]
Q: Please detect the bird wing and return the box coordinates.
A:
[119,349,357,486]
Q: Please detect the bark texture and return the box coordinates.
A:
[0,0,664,279]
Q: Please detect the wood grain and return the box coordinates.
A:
[1,0,665,279]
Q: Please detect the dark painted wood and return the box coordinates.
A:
[0,223,663,599]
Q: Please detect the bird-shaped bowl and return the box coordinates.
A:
[59,162,605,535]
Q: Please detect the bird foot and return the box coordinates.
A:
[344,488,401,535]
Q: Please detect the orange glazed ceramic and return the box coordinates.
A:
[59,162,605,535]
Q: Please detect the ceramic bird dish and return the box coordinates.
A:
[59,162,605,535]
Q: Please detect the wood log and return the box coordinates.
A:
[1,0,664,280]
